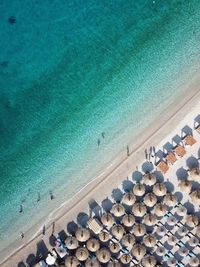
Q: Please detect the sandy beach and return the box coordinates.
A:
[1,74,200,267]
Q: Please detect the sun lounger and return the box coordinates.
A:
[87,218,103,234]
[174,145,186,157]
[157,161,169,173]
[166,153,177,165]
[177,241,185,247]
[184,135,197,146]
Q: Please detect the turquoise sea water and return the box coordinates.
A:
[0,0,200,252]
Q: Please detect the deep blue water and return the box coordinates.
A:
[0,0,200,251]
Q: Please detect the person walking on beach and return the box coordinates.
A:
[20,232,24,239]
[127,145,130,157]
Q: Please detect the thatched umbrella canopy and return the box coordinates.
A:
[133,183,145,196]
[164,193,177,207]
[143,214,157,226]
[177,226,188,236]
[122,214,135,227]
[167,258,177,266]
[132,203,147,217]
[141,255,156,267]
[189,257,200,267]
[65,256,79,267]
[188,167,200,182]
[188,236,199,247]
[143,173,157,186]
[177,246,188,256]
[131,244,146,260]
[109,242,121,254]
[75,247,89,261]
[122,192,136,206]
[167,235,177,246]
[65,236,79,250]
[143,234,156,247]
[178,180,192,192]
[86,238,100,252]
[111,203,125,217]
[121,233,135,249]
[176,205,187,216]
[185,214,199,228]
[154,203,167,217]
[96,248,111,263]
[107,261,122,267]
[111,224,125,240]
[195,225,200,238]
[156,225,167,236]
[153,183,167,197]
[132,223,146,237]
[75,228,90,242]
[119,254,131,264]
[85,258,100,267]
[155,246,166,256]
[143,193,157,207]
[167,216,177,226]
[99,230,111,242]
[101,213,115,228]
[190,190,200,205]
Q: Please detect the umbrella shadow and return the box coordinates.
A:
[181,125,193,138]
[122,179,134,192]
[163,142,173,154]
[155,149,164,162]
[184,201,195,214]
[192,181,200,191]
[58,230,67,241]
[164,179,174,193]
[49,234,56,247]
[171,134,183,147]
[89,199,102,218]
[101,198,113,212]
[154,170,164,183]
[197,147,200,160]
[111,188,123,202]
[175,191,183,203]
[18,262,26,267]
[194,114,200,128]
[186,156,199,169]
[35,240,48,260]
[141,161,154,173]
[67,221,78,235]
[26,254,36,267]
[132,170,143,182]
[176,167,188,180]
[77,212,90,227]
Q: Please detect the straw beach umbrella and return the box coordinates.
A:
[75,247,89,261]
[143,234,156,247]
[177,226,188,236]
[121,233,135,249]
[143,173,157,186]
[101,213,115,228]
[75,228,90,242]
[156,225,167,236]
[111,203,125,217]
[107,261,122,267]
[154,203,167,217]
[188,236,199,247]
[153,183,167,197]
[164,193,177,207]
[189,257,200,267]
[190,190,200,205]
[167,258,177,266]
[133,183,145,196]
[143,193,157,207]
[176,205,187,217]
[155,246,166,256]
[195,225,200,238]
[167,235,177,246]
[143,214,157,226]
[167,215,177,226]
[111,224,124,240]
[120,254,131,264]
[188,167,200,182]
[109,242,121,254]
[178,180,192,192]
[178,247,188,256]
[185,215,199,228]
[86,238,100,252]
[131,244,146,260]
[132,203,147,217]
[65,236,79,250]
[85,258,100,267]
[122,192,136,206]
[65,256,79,267]
[142,255,156,267]
[96,248,111,263]
[122,214,135,227]
[99,230,111,242]
[132,223,146,237]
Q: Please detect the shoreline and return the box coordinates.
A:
[1,74,200,266]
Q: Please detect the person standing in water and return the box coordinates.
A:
[101,132,105,138]
[19,204,23,213]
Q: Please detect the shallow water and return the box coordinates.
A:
[0,0,200,251]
